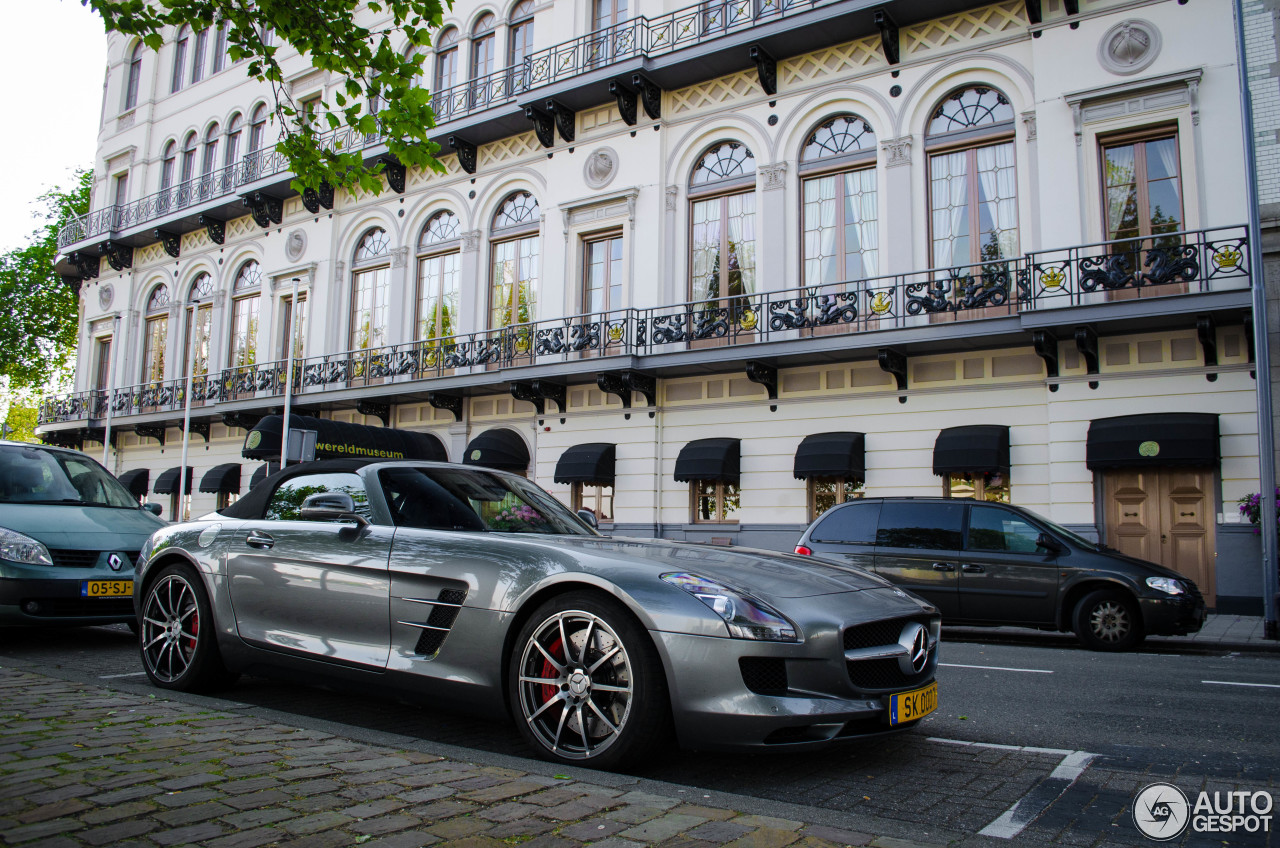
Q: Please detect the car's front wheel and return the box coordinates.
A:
[510,592,670,769]
[1072,588,1144,651]
[140,563,238,692]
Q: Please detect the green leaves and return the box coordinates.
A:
[87,0,450,194]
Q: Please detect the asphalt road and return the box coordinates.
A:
[1,623,1275,846]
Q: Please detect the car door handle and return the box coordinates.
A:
[931,562,955,572]
[245,530,275,549]
[962,564,985,574]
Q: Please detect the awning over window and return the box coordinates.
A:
[674,438,740,483]
[793,432,866,480]
[153,466,193,495]
[116,468,149,498]
[249,464,271,490]
[554,443,616,485]
[463,428,530,472]
[199,463,241,494]
[1086,413,1220,470]
[242,414,447,462]
[933,426,1010,476]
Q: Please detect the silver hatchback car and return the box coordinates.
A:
[135,459,941,769]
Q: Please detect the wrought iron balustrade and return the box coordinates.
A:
[38,225,1252,427]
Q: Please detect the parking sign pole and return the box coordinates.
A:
[280,277,300,469]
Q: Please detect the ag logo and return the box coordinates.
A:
[107,553,124,572]
[1133,783,1189,840]
[246,430,262,450]
[470,449,481,461]
[1138,440,1160,458]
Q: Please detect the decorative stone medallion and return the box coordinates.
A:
[98,283,114,310]
[286,229,307,261]
[584,148,618,189]
[1098,20,1161,76]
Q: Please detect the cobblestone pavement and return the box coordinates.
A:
[0,667,948,848]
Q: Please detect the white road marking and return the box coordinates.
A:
[977,749,1098,839]
[1202,679,1280,689]
[928,738,1073,756]
[939,662,1053,674]
[98,671,148,679]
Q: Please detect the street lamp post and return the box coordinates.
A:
[280,277,301,469]
[101,315,120,468]
[177,297,203,522]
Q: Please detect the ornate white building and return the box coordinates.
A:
[40,0,1267,612]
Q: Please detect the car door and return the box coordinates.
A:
[959,504,1059,625]
[806,501,881,571]
[226,470,394,667]
[872,501,963,619]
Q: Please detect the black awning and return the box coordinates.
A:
[199,463,242,494]
[933,426,1010,476]
[243,414,447,462]
[793,432,866,480]
[249,464,271,490]
[1086,413,1220,470]
[152,466,193,495]
[116,468,149,497]
[464,428,531,472]
[674,438,740,483]
[554,443,616,485]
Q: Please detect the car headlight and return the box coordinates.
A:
[1146,576,1185,595]
[0,527,54,566]
[661,572,798,642]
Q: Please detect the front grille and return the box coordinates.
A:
[846,658,930,690]
[843,616,932,650]
[48,550,100,569]
[843,615,937,692]
[22,598,134,617]
[739,657,788,695]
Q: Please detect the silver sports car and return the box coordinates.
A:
[135,459,940,769]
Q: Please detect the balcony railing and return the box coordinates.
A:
[38,226,1250,426]
[58,0,840,251]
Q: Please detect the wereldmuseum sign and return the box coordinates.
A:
[241,414,447,463]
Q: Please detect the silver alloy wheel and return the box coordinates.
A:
[1089,599,1130,643]
[141,573,201,683]
[515,609,634,760]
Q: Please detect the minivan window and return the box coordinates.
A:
[876,502,964,549]
[967,505,1041,553]
[811,501,881,544]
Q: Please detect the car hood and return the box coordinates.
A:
[544,535,892,598]
[1084,545,1193,583]
[0,504,165,550]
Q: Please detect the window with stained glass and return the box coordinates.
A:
[229,261,261,369]
[417,211,461,341]
[689,142,756,307]
[801,115,878,285]
[490,193,541,330]
[351,229,392,351]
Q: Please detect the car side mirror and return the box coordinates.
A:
[1036,533,1063,553]
[300,492,370,526]
[576,509,599,529]
[143,503,163,516]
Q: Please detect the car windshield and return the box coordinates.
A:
[380,466,595,535]
[0,445,140,509]
[1018,506,1099,549]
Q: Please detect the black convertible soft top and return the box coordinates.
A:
[217,458,377,520]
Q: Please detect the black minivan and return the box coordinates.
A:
[794,498,1206,651]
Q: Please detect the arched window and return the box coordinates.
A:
[171,26,189,93]
[689,142,756,307]
[435,28,459,91]
[142,285,170,383]
[224,113,243,166]
[212,20,229,74]
[124,42,143,110]
[800,115,879,285]
[248,104,268,153]
[202,124,221,176]
[489,192,540,331]
[350,228,392,351]
[508,0,534,67]
[183,274,214,377]
[417,211,462,342]
[471,14,496,80]
[191,27,209,84]
[160,141,177,191]
[229,261,262,369]
[180,131,198,183]
[926,86,1018,268]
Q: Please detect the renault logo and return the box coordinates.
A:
[896,622,931,675]
[107,553,124,572]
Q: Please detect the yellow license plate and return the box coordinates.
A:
[82,580,133,598]
[889,681,937,725]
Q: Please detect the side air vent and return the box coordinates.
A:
[404,585,468,657]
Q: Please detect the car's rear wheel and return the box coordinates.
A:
[510,592,670,770]
[140,563,238,692]
[1073,588,1143,651]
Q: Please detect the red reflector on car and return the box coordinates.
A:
[794,545,813,556]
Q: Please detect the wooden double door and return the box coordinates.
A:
[1103,467,1215,607]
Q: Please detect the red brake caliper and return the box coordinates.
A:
[187,609,199,653]
[538,637,564,706]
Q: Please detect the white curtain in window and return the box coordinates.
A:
[726,192,756,295]
[803,177,838,287]
[845,169,879,278]
[931,152,968,267]
[976,143,1017,259]
[1105,144,1136,240]
[1152,139,1181,224]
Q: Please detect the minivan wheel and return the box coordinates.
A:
[1072,589,1143,651]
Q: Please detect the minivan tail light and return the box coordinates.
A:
[794,544,813,556]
